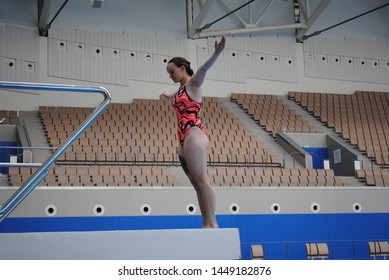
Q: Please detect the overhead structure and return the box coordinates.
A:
[37,0,70,36]
[295,0,332,42]
[37,0,52,36]
[186,0,333,41]
[298,1,389,42]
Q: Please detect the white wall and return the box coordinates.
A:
[1,25,389,111]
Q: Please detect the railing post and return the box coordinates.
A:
[0,81,111,222]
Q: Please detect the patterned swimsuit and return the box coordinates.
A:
[172,85,208,147]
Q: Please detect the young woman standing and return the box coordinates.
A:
[162,36,225,228]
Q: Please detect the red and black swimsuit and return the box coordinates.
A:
[172,85,208,147]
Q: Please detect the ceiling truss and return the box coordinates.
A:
[37,0,333,41]
[186,0,332,42]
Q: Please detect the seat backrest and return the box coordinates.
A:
[305,243,318,258]
[251,244,264,260]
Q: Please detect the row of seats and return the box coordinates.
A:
[368,241,389,260]
[355,169,389,186]
[305,243,329,259]
[253,242,328,260]
[207,167,343,186]
[252,241,389,260]
[54,145,279,166]
[9,166,179,187]
[288,91,389,166]
[39,97,281,166]
[9,166,344,187]
[231,93,316,137]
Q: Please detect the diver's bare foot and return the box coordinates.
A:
[202,223,219,228]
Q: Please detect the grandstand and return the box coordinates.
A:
[5,88,389,188]
[6,94,361,188]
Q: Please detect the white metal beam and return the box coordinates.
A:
[188,0,216,38]
[197,0,207,8]
[297,0,307,23]
[190,23,306,39]
[255,0,276,25]
[217,0,248,27]
[296,0,332,42]
[37,0,52,36]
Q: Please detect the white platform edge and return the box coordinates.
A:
[0,228,241,260]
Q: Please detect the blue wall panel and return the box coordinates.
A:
[0,141,17,174]
[1,213,389,260]
[303,147,329,169]
[327,214,350,240]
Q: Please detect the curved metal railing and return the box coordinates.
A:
[0,81,111,222]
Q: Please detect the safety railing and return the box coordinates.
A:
[0,81,111,222]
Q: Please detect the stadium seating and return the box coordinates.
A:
[6,91,388,188]
[231,93,316,137]
[288,91,389,167]
[39,96,281,167]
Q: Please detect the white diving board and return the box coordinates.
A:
[0,228,241,260]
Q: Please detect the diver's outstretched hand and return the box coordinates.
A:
[214,36,226,54]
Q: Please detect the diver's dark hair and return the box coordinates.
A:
[168,57,194,76]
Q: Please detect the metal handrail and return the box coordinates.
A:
[21,118,33,147]
[0,145,57,150]
[0,81,111,222]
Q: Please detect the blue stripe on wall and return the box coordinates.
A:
[1,213,388,260]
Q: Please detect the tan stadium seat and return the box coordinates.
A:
[306,243,329,260]
[251,244,264,260]
[368,241,389,260]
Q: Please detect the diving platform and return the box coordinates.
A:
[0,228,241,260]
